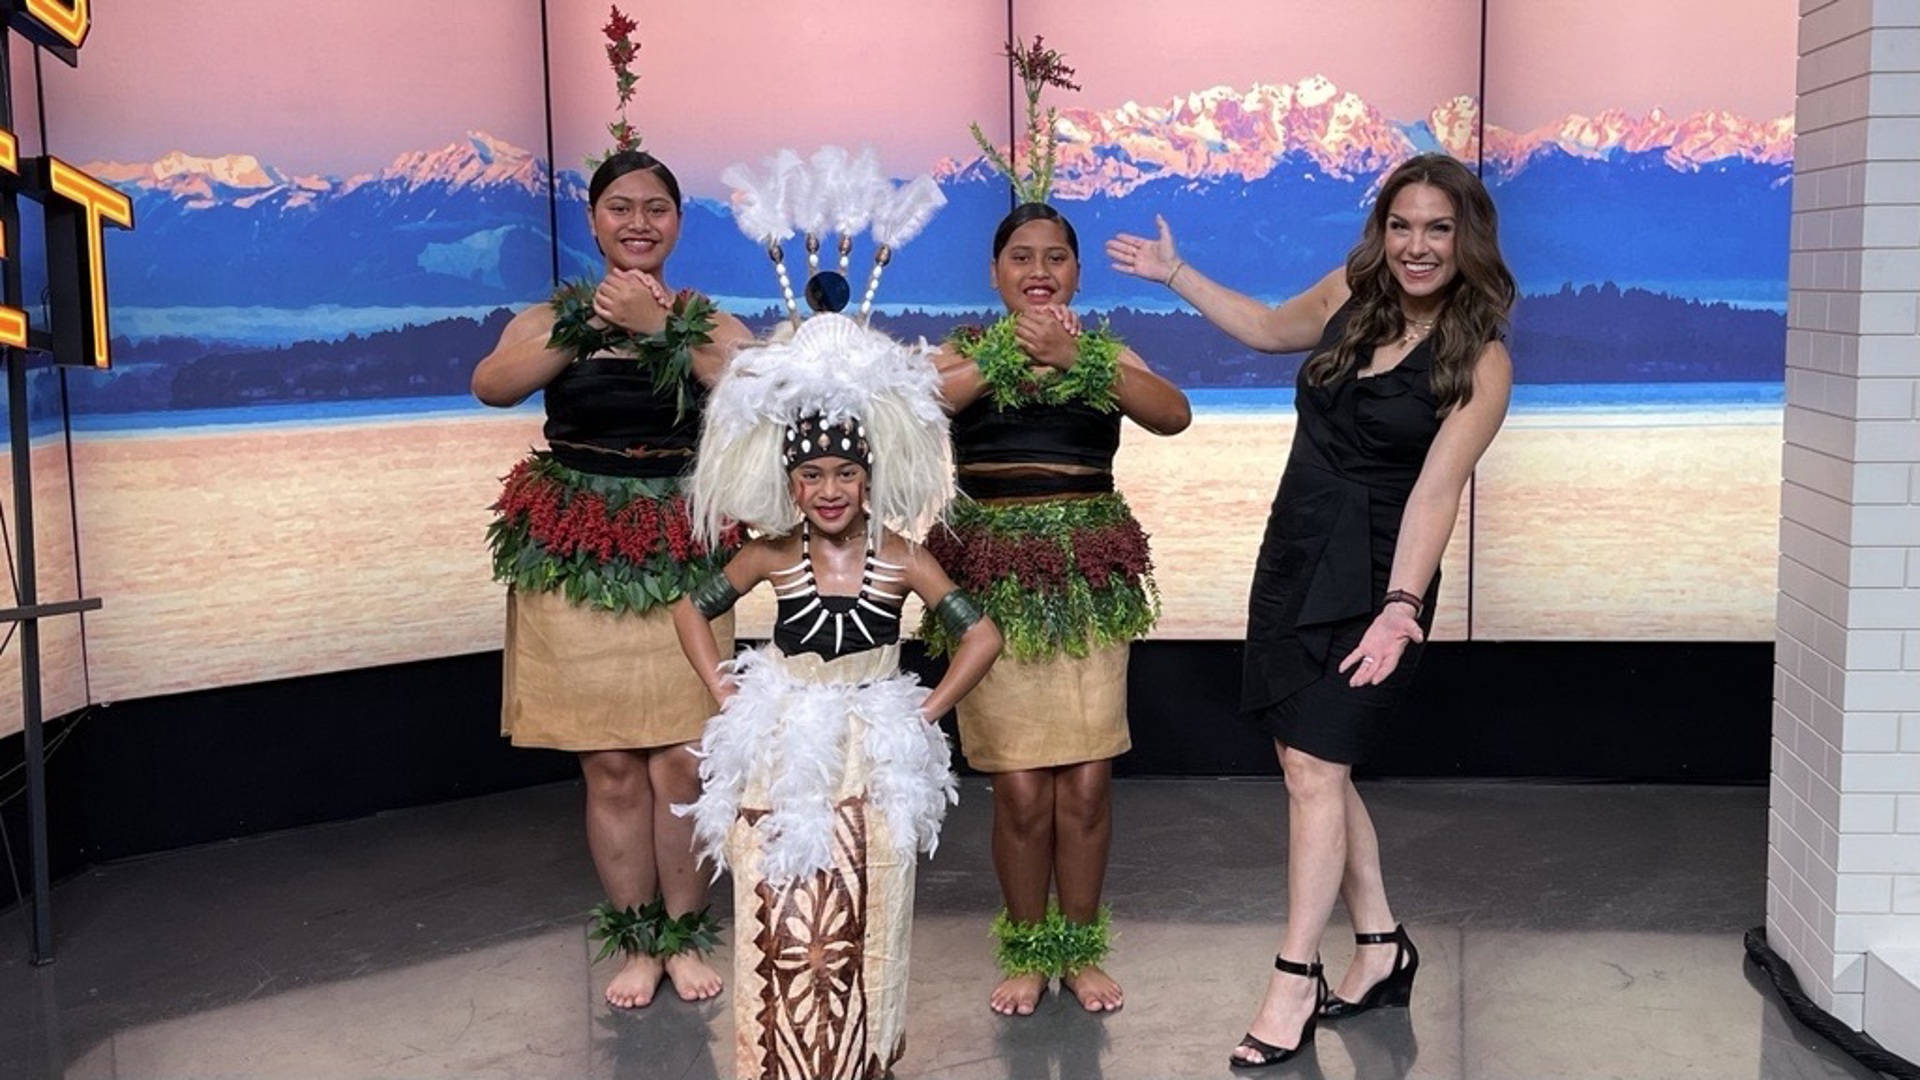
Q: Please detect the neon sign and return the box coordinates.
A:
[3,0,131,368]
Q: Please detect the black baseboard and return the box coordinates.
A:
[2,639,1771,908]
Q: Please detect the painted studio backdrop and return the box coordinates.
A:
[8,0,1794,718]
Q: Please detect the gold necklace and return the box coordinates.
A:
[1399,314,1436,347]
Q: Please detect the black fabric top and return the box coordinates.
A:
[951,398,1122,499]
[543,352,706,478]
[952,398,1121,469]
[1241,299,1451,714]
[771,531,906,660]
[773,590,903,660]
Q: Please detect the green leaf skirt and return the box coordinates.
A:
[919,492,1159,662]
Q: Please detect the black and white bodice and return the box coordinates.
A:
[771,522,906,660]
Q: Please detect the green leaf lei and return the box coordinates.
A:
[547,281,717,423]
[588,898,723,961]
[950,314,1122,412]
[991,904,1112,977]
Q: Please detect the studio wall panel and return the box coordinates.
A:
[39,0,551,700]
[1474,0,1795,640]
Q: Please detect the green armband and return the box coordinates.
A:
[931,589,984,641]
[691,573,741,619]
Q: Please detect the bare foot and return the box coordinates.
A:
[1328,938,1398,1007]
[664,950,724,1001]
[605,952,664,1009]
[1061,965,1125,1012]
[989,972,1047,1016]
[1230,966,1317,1065]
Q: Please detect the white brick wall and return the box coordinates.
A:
[1772,0,1920,1034]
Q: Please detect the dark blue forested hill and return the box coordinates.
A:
[72,284,1781,415]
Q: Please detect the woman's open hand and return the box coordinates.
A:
[1106,215,1181,284]
[1338,606,1425,688]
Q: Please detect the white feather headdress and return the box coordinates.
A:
[724,146,946,324]
[691,313,952,545]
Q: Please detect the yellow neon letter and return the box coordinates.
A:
[22,0,89,50]
[0,129,27,349]
[47,156,132,367]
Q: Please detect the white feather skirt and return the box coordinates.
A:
[679,642,958,887]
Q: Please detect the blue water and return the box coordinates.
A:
[68,382,1784,435]
[1181,381,1782,415]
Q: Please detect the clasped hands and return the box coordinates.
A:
[1013,304,1082,370]
[591,268,673,334]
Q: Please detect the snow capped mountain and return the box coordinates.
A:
[950,77,1793,198]
[343,131,554,197]
[1028,76,1415,197]
[85,131,582,214]
[1485,106,1794,176]
[82,150,310,209]
[85,102,1790,313]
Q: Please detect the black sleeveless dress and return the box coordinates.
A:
[1242,300,1445,764]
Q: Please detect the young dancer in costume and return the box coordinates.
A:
[1110,152,1516,1068]
[927,38,1192,1016]
[673,150,1002,1079]
[473,143,749,1009]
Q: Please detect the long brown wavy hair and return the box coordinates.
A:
[1302,153,1517,415]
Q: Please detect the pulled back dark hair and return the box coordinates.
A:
[991,202,1080,260]
[588,150,682,210]
[1304,153,1516,415]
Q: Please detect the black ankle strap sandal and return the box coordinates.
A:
[1229,955,1325,1069]
[1320,923,1419,1020]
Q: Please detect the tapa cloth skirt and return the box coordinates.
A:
[681,644,956,1080]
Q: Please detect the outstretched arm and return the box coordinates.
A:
[1106,215,1348,354]
[1339,340,1514,687]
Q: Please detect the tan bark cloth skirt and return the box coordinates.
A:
[501,588,732,751]
[955,643,1130,772]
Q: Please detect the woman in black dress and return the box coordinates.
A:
[1109,153,1517,1067]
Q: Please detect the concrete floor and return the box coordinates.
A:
[0,777,1887,1079]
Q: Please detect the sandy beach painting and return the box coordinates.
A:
[57,400,1779,707]
[15,0,1795,712]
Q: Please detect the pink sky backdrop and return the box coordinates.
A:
[1019,0,1481,126]
[37,0,547,175]
[25,0,1794,182]
[1487,0,1795,129]
[546,0,1007,196]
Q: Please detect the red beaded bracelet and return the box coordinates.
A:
[1382,589,1425,618]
